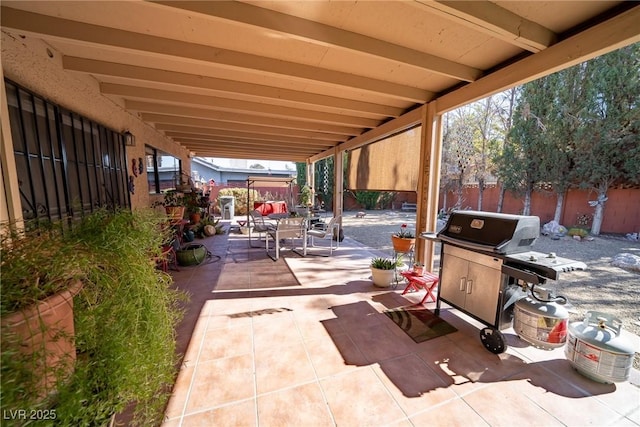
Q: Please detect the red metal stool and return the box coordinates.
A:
[400,271,439,304]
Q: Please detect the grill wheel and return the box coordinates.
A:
[480,327,506,354]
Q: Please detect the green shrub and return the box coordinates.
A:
[217,188,259,215]
[567,227,589,238]
[1,209,186,426]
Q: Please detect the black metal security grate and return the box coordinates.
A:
[5,80,130,222]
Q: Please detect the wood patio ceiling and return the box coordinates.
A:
[2,1,639,162]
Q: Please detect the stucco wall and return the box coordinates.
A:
[1,30,190,211]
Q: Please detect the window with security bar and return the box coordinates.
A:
[5,80,130,222]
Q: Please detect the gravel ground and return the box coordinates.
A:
[341,210,640,338]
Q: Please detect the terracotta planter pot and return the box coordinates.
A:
[165,206,185,222]
[1,281,82,400]
[392,235,415,252]
[189,212,201,224]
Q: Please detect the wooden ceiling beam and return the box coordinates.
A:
[125,100,380,128]
[100,83,398,119]
[437,5,640,113]
[155,123,346,142]
[164,131,336,149]
[414,1,556,52]
[176,140,323,155]
[188,148,306,161]
[140,113,361,136]
[1,6,430,101]
[153,0,482,82]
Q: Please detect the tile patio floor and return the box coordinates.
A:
[161,221,640,427]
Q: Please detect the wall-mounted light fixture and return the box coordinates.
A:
[123,130,135,147]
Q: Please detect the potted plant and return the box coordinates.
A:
[155,189,186,221]
[391,223,415,253]
[1,209,185,425]
[1,222,86,402]
[413,262,425,276]
[296,185,314,216]
[183,192,208,224]
[370,256,401,287]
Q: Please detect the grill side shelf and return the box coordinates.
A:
[501,264,544,284]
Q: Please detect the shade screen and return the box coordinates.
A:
[346,127,421,191]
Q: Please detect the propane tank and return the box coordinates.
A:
[565,311,634,383]
[513,286,569,349]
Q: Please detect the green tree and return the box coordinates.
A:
[295,162,307,186]
[572,44,640,234]
[441,109,475,209]
[498,77,557,214]
[541,66,588,222]
[492,87,519,213]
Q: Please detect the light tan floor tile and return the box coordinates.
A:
[372,353,459,416]
[409,398,490,426]
[164,234,640,427]
[185,355,255,414]
[343,322,413,365]
[462,380,564,426]
[320,368,406,426]
[592,380,640,421]
[163,365,195,419]
[294,317,334,341]
[199,324,253,362]
[306,333,369,378]
[179,399,256,427]
[520,363,635,426]
[415,337,494,395]
[252,314,304,353]
[254,340,317,395]
[256,382,334,427]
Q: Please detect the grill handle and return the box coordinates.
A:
[501,264,543,285]
[438,235,497,253]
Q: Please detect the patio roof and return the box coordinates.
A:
[2,1,639,162]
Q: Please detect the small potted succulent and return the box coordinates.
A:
[413,262,425,276]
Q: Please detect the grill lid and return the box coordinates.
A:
[438,210,539,254]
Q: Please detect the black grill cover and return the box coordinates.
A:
[438,210,539,254]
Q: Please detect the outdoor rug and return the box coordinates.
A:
[384,307,457,343]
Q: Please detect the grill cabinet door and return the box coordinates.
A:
[464,259,502,324]
[440,253,469,309]
[440,245,503,326]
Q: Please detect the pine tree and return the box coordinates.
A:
[572,44,640,234]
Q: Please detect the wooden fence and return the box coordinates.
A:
[439,186,639,234]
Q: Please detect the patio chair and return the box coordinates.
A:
[306,215,341,256]
[249,209,276,248]
[265,216,305,260]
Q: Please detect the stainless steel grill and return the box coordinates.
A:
[431,210,586,353]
